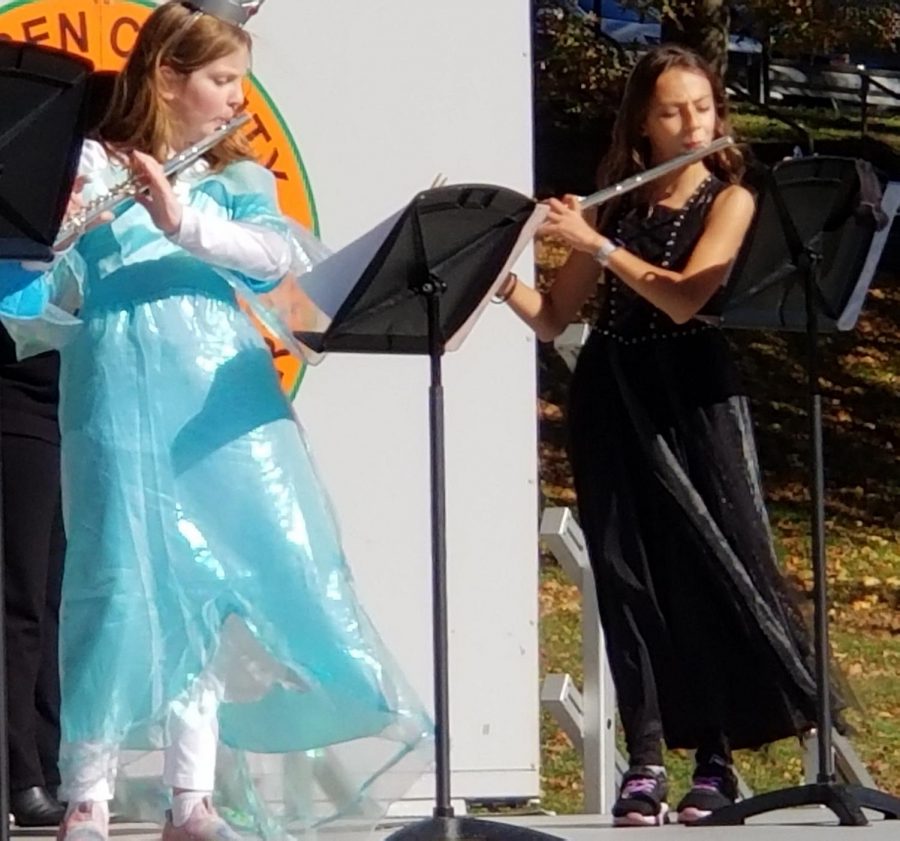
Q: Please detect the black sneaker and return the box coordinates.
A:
[676,763,738,824]
[612,766,669,827]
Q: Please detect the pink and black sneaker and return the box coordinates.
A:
[612,767,669,827]
[676,763,739,824]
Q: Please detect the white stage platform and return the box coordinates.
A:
[11,810,898,841]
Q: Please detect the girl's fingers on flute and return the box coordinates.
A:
[544,197,566,213]
[537,222,560,239]
[546,205,569,221]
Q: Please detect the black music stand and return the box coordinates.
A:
[0,41,92,260]
[697,157,900,826]
[0,39,94,841]
[293,185,561,841]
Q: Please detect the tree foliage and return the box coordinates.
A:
[533,0,633,129]
[625,1,900,59]
[628,1,731,75]
[534,1,900,133]
[741,1,900,56]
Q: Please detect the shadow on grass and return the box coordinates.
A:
[732,271,899,531]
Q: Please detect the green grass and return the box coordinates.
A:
[731,104,900,150]
[538,570,900,814]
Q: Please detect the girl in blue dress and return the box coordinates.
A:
[0,4,431,840]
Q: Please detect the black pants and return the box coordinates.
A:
[2,432,64,792]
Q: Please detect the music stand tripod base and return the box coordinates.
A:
[694,782,900,827]
[386,816,564,841]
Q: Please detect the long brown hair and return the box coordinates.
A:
[96,1,254,171]
[597,45,744,227]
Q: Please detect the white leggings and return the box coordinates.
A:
[62,673,222,803]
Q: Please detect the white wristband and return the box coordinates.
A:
[593,239,620,267]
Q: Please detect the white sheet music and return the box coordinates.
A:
[298,209,404,322]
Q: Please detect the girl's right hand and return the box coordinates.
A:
[538,196,603,254]
[130,151,183,236]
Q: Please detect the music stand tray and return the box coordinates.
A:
[0,40,93,261]
[290,185,546,356]
[701,156,900,332]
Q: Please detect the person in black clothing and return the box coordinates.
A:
[496,45,825,826]
[1,323,66,827]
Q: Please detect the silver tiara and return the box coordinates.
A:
[184,0,265,27]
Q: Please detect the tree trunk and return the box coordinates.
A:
[660,0,730,78]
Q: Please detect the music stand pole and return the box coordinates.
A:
[0,384,9,841]
[424,278,453,818]
[385,273,560,841]
[805,252,836,787]
[697,197,900,827]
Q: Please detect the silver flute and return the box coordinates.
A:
[579,135,735,209]
[55,112,252,247]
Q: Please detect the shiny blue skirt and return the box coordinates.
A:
[2,249,432,837]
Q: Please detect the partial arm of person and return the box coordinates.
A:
[536,186,756,324]
[171,206,292,284]
[498,208,603,343]
[131,152,295,286]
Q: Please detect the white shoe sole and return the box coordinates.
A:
[677,806,714,824]
[613,803,670,827]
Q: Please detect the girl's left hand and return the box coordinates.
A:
[54,176,115,252]
[538,195,602,254]
[130,151,183,236]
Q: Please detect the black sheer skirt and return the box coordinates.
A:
[568,327,829,757]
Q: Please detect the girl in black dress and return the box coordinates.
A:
[497,45,822,826]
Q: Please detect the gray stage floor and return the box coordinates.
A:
[11,809,898,841]
[462,810,898,838]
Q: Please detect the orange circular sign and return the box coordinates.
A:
[0,0,316,396]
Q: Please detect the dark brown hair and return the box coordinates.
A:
[597,45,744,226]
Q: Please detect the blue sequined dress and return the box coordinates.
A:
[0,142,432,837]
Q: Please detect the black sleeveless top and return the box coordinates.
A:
[595,174,728,342]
